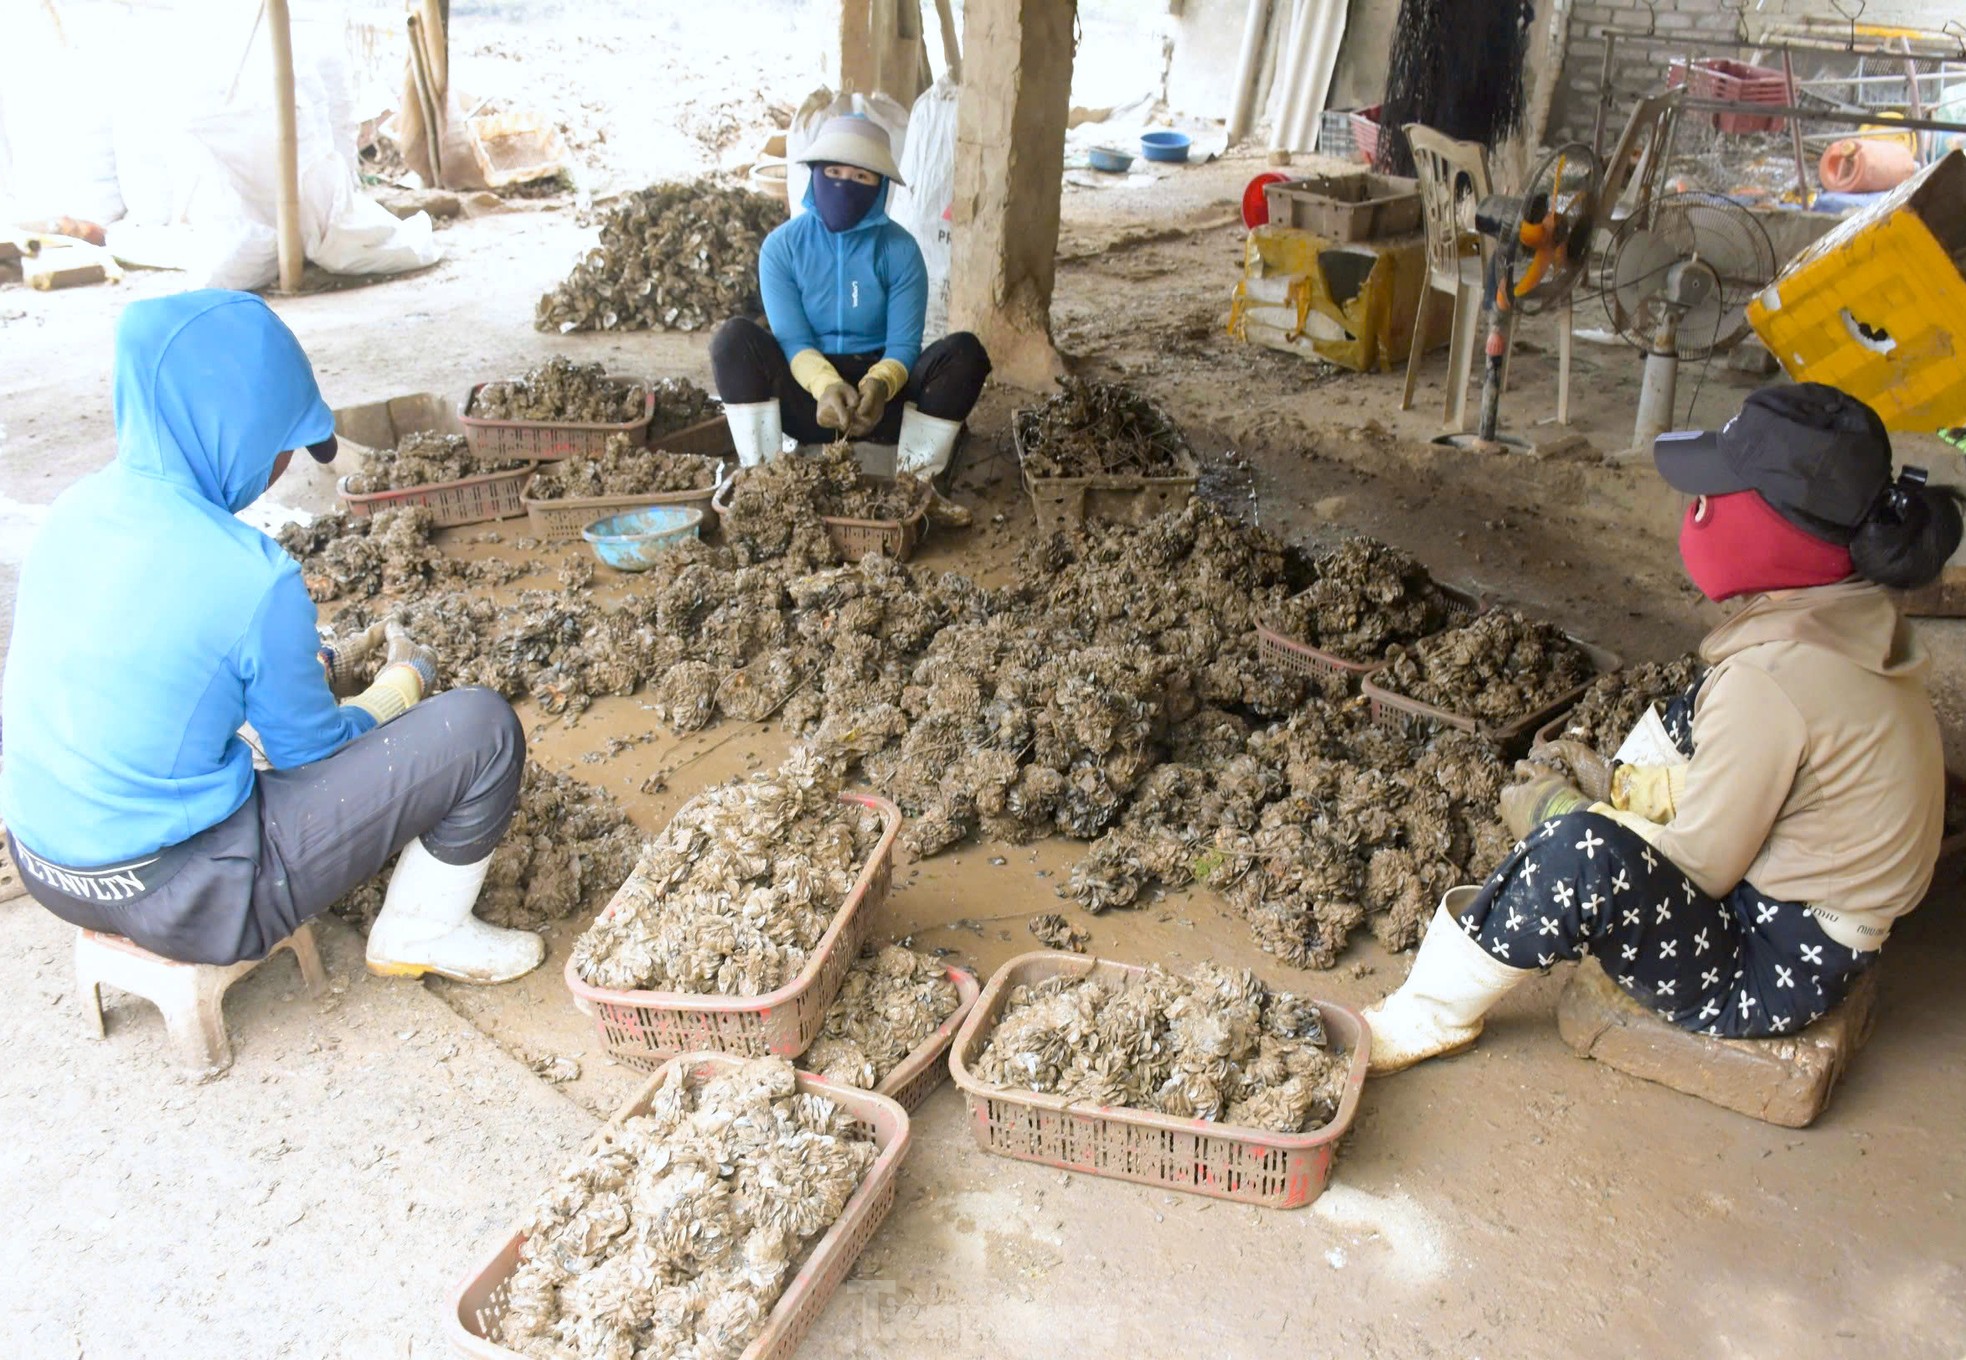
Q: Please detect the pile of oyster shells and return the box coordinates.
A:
[493,1057,876,1360]
[1268,537,1456,664]
[472,356,647,423]
[1378,611,1596,725]
[569,748,884,996]
[526,433,722,501]
[299,492,1538,969]
[535,180,786,333]
[341,431,523,495]
[797,944,961,1089]
[974,961,1348,1133]
[1549,655,1703,753]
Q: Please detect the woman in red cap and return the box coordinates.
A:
[1365,383,1961,1071]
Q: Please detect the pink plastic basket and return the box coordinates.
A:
[565,793,902,1068]
[948,952,1369,1209]
[1668,58,1791,134]
[1362,632,1620,755]
[445,1053,912,1360]
[521,463,728,543]
[459,379,655,462]
[869,966,980,1114]
[337,462,537,528]
[712,474,929,563]
[1257,582,1484,687]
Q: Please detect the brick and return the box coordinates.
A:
[1555,956,1879,1128]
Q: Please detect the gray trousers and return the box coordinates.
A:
[12,688,525,966]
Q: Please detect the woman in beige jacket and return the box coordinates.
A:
[1366,384,1960,1072]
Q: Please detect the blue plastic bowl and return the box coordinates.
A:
[1139,130,1192,163]
[1088,145,1134,173]
[581,505,704,571]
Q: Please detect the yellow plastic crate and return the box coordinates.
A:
[1748,151,1966,432]
[1230,224,1427,373]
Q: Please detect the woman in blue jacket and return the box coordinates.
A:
[1,291,542,983]
[710,114,990,499]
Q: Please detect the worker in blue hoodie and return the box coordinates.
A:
[1,291,543,984]
[709,113,989,519]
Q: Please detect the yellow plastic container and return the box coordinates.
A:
[1747,151,1966,431]
[1230,224,1428,373]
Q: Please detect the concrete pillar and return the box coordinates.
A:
[949,0,1074,390]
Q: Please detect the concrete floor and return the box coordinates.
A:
[2,158,1964,1358]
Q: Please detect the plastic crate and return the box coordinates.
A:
[460,380,656,462]
[1350,105,1385,163]
[1011,415,1200,536]
[1262,172,1422,242]
[1316,110,1362,163]
[564,793,901,1068]
[445,1053,911,1360]
[338,462,537,528]
[1257,581,1484,686]
[712,475,930,563]
[1668,58,1791,133]
[521,461,728,543]
[870,966,980,1114]
[1362,633,1620,754]
[947,952,1369,1210]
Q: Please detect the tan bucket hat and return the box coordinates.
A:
[794,114,906,186]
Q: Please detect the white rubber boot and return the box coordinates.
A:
[365,839,545,984]
[896,403,961,477]
[896,404,972,527]
[723,401,783,469]
[1362,889,1532,1074]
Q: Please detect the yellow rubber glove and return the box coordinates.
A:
[1500,773,1588,840]
[1610,764,1687,823]
[790,349,847,399]
[342,662,425,726]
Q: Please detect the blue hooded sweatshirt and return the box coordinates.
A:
[759,179,929,370]
[1,290,372,868]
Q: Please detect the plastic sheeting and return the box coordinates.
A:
[1,2,438,290]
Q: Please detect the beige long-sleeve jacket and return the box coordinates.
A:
[1594,580,1944,952]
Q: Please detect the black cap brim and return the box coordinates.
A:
[306,435,339,464]
[1652,429,1748,496]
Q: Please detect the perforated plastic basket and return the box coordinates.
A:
[459,380,655,461]
[564,793,901,1067]
[869,966,979,1114]
[1258,582,1484,686]
[1011,414,1199,536]
[445,1052,912,1360]
[521,462,727,543]
[948,952,1369,1209]
[712,475,929,563]
[337,462,537,527]
[1362,633,1620,754]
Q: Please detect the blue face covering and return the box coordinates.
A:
[810,166,883,232]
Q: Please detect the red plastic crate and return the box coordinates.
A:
[948,952,1370,1210]
[1668,59,1790,134]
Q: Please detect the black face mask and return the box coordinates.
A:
[811,168,882,232]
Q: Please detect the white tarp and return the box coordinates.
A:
[1,0,438,290]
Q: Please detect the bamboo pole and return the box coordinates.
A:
[267,0,304,293]
[931,0,961,80]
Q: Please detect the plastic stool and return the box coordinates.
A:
[74,923,328,1074]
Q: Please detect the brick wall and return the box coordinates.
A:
[1547,0,1747,144]
[1546,0,1965,144]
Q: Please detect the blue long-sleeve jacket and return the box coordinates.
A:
[1,290,372,867]
[759,181,928,370]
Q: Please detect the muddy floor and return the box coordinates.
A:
[2,153,1964,1358]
